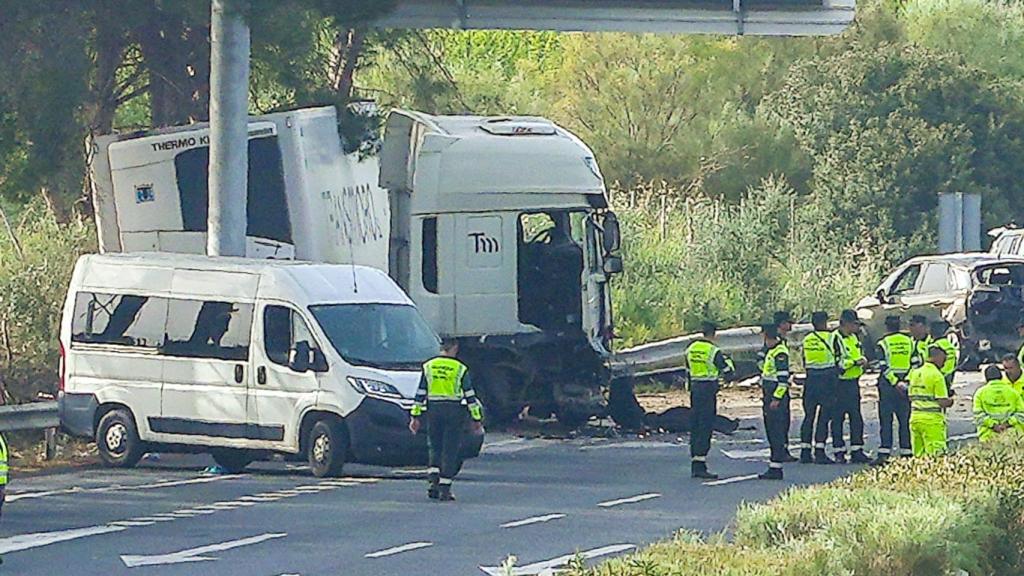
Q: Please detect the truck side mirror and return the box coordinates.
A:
[603,255,624,275]
[290,341,311,373]
[602,213,621,254]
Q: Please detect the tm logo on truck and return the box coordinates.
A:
[469,232,500,253]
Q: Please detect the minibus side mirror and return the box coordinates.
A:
[311,348,328,373]
[291,342,311,373]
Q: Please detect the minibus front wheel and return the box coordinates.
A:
[308,417,348,478]
[96,408,144,468]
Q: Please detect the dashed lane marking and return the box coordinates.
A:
[479,543,637,575]
[365,542,434,558]
[721,448,770,460]
[120,532,287,567]
[597,493,661,508]
[7,474,242,503]
[0,525,127,555]
[703,474,759,486]
[500,514,566,528]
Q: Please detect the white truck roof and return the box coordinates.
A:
[73,253,412,307]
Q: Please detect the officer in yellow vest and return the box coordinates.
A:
[909,315,930,371]
[873,315,914,465]
[929,321,958,394]
[908,346,954,457]
[409,339,483,501]
[973,364,1024,442]
[772,311,798,462]
[758,324,791,480]
[685,321,735,480]
[1000,354,1024,397]
[832,310,870,464]
[801,311,843,464]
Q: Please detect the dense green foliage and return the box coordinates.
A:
[562,436,1024,575]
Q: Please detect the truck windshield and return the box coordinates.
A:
[309,304,439,371]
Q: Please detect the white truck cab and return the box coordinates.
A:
[58,253,483,476]
[89,106,623,426]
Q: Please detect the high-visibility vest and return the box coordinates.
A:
[411,357,483,421]
[761,341,790,399]
[973,380,1024,442]
[835,331,865,380]
[687,340,721,381]
[932,337,958,376]
[0,433,8,487]
[909,363,948,416]
[802,330,837,370]
[879,332,914,386]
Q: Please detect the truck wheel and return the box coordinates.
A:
[475,366,521,425]
[307,418,347,478]
[96,408,144,468]
[211,449,254,473]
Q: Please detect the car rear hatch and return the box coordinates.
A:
[964,262,1024,352]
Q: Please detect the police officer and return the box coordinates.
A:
[685,321,735,480]
[908,346,953,457]
[758,323,791,480]
[873,315,914,465]
[1002,353,1024,397]
[833,310,870,464]
[973,364,1024,443]
[801,311,842,464]
[773,311,798,462]
[409,339,483,501]
[929,321,958,394]
[909,315,930,370]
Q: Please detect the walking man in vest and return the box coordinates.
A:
[801,311,842,464]
[873,315,914,465]
[974,364,1024,443]
[929,321,958,395]
[833,310,870,464]
[685,321,735,480]
[758,323,791,480]
[908,346,953,456]
[409,339,483,501]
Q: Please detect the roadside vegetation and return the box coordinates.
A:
[4,0,1024,398]
[562,436,1024,575]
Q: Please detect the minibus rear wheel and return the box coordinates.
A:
[308,418,347,478]
[96,408,144,468]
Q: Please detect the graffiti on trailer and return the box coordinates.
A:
[324,184,385,246]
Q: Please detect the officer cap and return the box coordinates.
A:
[984,365,1004,381]
[763,323,780,339]
[773,311,794,327]
[839,309,861,325]
[811,311,829,325]
[910,315,928,325]
[884,315,901,330]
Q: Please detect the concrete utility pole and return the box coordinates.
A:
[207,0,251,257]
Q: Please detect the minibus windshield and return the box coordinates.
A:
[309,303,440,371]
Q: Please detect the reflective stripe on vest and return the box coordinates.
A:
[802,331,836,370]
[687,340,720,380]
[909,364,946,414]
[423,357,469,401]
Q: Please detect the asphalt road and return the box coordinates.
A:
[0,380,982,576]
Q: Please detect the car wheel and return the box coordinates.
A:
[211,449,254,473]
[307,418,347,478]
[96,408,144,468]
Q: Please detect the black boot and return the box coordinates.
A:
[833,451,847,464]
[813,449,835,464]
[427,473,440,500]
[438,484,455,502]
[799,449,812,464]
[780,451,799,463]
[869,453,889,467]
[758,467,783,480]
[850,450,871,464]
[691,461,718,480]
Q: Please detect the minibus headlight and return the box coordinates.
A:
[347,377,402,398]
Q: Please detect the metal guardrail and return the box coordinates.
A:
[610,322,823,379]
[0,402,59,432]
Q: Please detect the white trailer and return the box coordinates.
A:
[90,106,623,424]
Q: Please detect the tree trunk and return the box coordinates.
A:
[336,29,365,101]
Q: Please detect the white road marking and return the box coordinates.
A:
[579,441,682,451]
[120,532,287,568]
[500,514,566,528]
[721,448,770,460]
[238,496,282,502]
[365,542,434,558]
[7,474,241,503]
[485,439,556,454]
[0,525,126,554]
[109,521,157,528]
[129,517,176,523]
[597,493,661,508]
[479,544,637,575]
[949,432,978,441]
[391,468,430,476]
[703,474,759,486]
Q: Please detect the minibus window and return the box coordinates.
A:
[162,300,254,361]
[263,305,321,368]
[71,292,167,348]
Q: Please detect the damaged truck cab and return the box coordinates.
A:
[89,106,623,427]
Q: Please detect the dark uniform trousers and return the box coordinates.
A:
[690,379,719,460]
[762,383,791,464]
[800,368,836,448]
[426,401,467,481]
[877,382,911,455]
[832,377,865,452]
